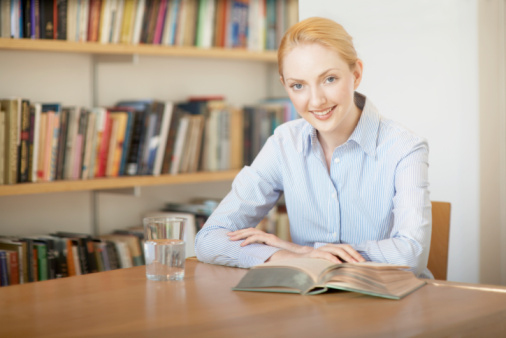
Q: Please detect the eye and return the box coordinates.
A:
[291,83,303,90]
[325,76,337,84]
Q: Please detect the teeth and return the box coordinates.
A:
[313,107,333,116]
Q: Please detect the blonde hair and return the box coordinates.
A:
[278,17,358,76]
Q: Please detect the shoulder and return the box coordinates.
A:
[377,115,428,154]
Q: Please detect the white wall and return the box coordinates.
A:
[300,0,505,284]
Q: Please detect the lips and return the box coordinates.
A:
[311,105,336,120]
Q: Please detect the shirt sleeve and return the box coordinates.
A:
[353,139,432,277]
[195,136,284,268]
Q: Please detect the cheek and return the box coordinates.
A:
[287,92,308,112]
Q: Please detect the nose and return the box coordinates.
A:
[309,86,327,108]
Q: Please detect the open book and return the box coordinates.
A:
[232,258,426,299]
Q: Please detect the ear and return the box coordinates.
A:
[352,59,363,89]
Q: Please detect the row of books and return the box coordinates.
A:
[0,96,297,185]
[0,203,214,287]
[0,200,290,286]
[0,0,299,51]
[0,230,145,286]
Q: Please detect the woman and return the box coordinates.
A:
[195,17,432,278]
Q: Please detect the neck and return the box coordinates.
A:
[318,103,362,154]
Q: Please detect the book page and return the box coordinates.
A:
[257,258,338,281]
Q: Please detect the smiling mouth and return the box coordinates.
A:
[311,106,336,117]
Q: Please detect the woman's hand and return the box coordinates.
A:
[267,244,365,264]
[227,228,311,254]
[316,244,366,263]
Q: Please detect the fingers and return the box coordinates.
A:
[318,244,365,263]
[227,228,279,247]
[307,249,341,264]
[227,228,262,241]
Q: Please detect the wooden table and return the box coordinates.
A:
[1,259,506,337]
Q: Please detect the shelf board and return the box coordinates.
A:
[0,170,239,197]
[0,38,278,62]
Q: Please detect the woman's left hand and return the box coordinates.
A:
[227,228,311,254]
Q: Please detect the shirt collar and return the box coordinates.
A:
[299,92,380,158]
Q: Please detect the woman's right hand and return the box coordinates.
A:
[267,244,365,264]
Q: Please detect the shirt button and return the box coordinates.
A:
[332,232,337,238]
[334,158,340,163]
[331,193,336,199]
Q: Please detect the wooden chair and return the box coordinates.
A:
[428,201,451,280]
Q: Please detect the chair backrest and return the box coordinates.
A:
[428,201,451,280]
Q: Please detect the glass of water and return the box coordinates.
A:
[143,217,186,281]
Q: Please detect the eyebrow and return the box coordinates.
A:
[285,68,341,82]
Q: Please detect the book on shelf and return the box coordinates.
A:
[2,0,298,51]
[0,250,9,286]
[99,233,144,267]
[0,95,296,186]
[0,98,20,185]
[233,257,426,299]
[0,109,4,185]
[0,227,149,287]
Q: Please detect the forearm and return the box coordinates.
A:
[353,235,429,276]
[195,226,282,268]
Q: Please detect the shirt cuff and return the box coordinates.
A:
[238,243,282,267]
[314,242,327,249]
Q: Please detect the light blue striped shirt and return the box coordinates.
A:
[195,93,433,278]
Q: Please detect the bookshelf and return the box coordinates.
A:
[0,170,241,197]
[0,38,278,62]
[0,1,294,249]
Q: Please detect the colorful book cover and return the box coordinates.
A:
[120,0,135,43]
[34,242,48,281]
[0,251,9,286]
[28,103,41,183]
[81,110,97,179]
[17,99,31,183]
[0,110,4,185]
[153,102,173,175]
[95,111,112,177]
[54,108,69,180]
[131,0,146,44]
[0,99,19,185]
[108,112,128,177]
[7,250,20,285]
[39,0,53,39]
[152,0,167,44]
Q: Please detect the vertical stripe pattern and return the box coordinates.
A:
[195,94,432,278]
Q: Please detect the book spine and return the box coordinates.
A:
[131,0,145,44]
[39,0,54,39]
[82,112,97,179]
[53,0,57,39]
[35,243,48,281]
[65,239,76,276]
[0,251,9,286]
[152,0,167,44]
[23,0,32,38]
[118,111,133,176]
[125,110,144,175]
[96,112,111,177]
[0,110,4,185]
[9,250,20,285]
[8,100,19,184]
[49,112,61,181]
[17,100,30,183]
[55,109,68,180]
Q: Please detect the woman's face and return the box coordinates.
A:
[280,43,362,138]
